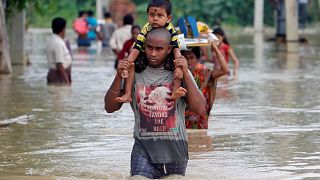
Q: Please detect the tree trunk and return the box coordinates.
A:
[0,0,12,74]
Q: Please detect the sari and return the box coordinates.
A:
[185,64,217,129]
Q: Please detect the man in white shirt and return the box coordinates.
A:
[46,17,72,85]
[109,14,134,68]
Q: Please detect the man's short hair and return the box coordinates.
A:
[146,27,171,45]
[51,17,66,34]
[87,10,94,17]
[104,12,111,18]
[78,10,85,17]
[123,14,134,25]
[147,0,172,16]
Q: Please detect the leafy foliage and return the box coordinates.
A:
[132,0,316,27]
[5,0,47,17]
[4,0,319,28]
[5,0,96,28]
[28,0,96,28]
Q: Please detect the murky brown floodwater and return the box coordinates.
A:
[0,29,320,180]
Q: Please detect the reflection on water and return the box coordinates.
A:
[187,130,213,152]
[0,29,320,179]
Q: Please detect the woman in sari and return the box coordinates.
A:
[182,40,229,129]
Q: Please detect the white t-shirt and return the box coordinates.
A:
[109,25,132,51]
[46,34,72,70]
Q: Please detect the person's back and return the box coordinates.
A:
[72,11,89,36]
[117,25,140,60]
[109,14,134,53]
[73,11,91,47]
[100,12,116,47]
[86,10,98,40]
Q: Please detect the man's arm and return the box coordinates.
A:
[104,60,132,113]
[175,56,206,115]
[54,44,70,84]
[56,63,70,84]
[104,74,124,113]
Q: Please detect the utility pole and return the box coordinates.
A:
[254,0,264,32]
[285,0,299,52]
[96,0,104,20]
[96,0,111,20]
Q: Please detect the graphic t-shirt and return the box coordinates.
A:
[131,66,188,163]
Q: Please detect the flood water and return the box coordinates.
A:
[0,29,320,180]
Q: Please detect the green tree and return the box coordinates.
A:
[132,0,287,27]
[133,0,256,27]
[1,0,56,73]
[27,0,96,28]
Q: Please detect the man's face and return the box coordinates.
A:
[147,7,171,28]
[145,36,171,68]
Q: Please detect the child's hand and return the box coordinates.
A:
[174,67,183,79]
[121,70,129,79]
[171,87,187,100]
[174,56,188,73]
[117,59,132,79]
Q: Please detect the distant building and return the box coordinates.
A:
[109,0,136,27]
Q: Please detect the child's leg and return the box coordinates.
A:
[171,67,184,100]
[116,65,134,103]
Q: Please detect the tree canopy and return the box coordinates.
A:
[5,0,96,28]
[4,0,319,28]
[133,0,274,27]
[133,0,319,27]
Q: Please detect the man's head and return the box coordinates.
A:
[123,14,134,25]
[87,10,94,17]
[79,10,87,18]
[104,12,111,19]
[147,0,172,28]
[145,28,172,68]
[51,17,67,37]
[181,47,201,70]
